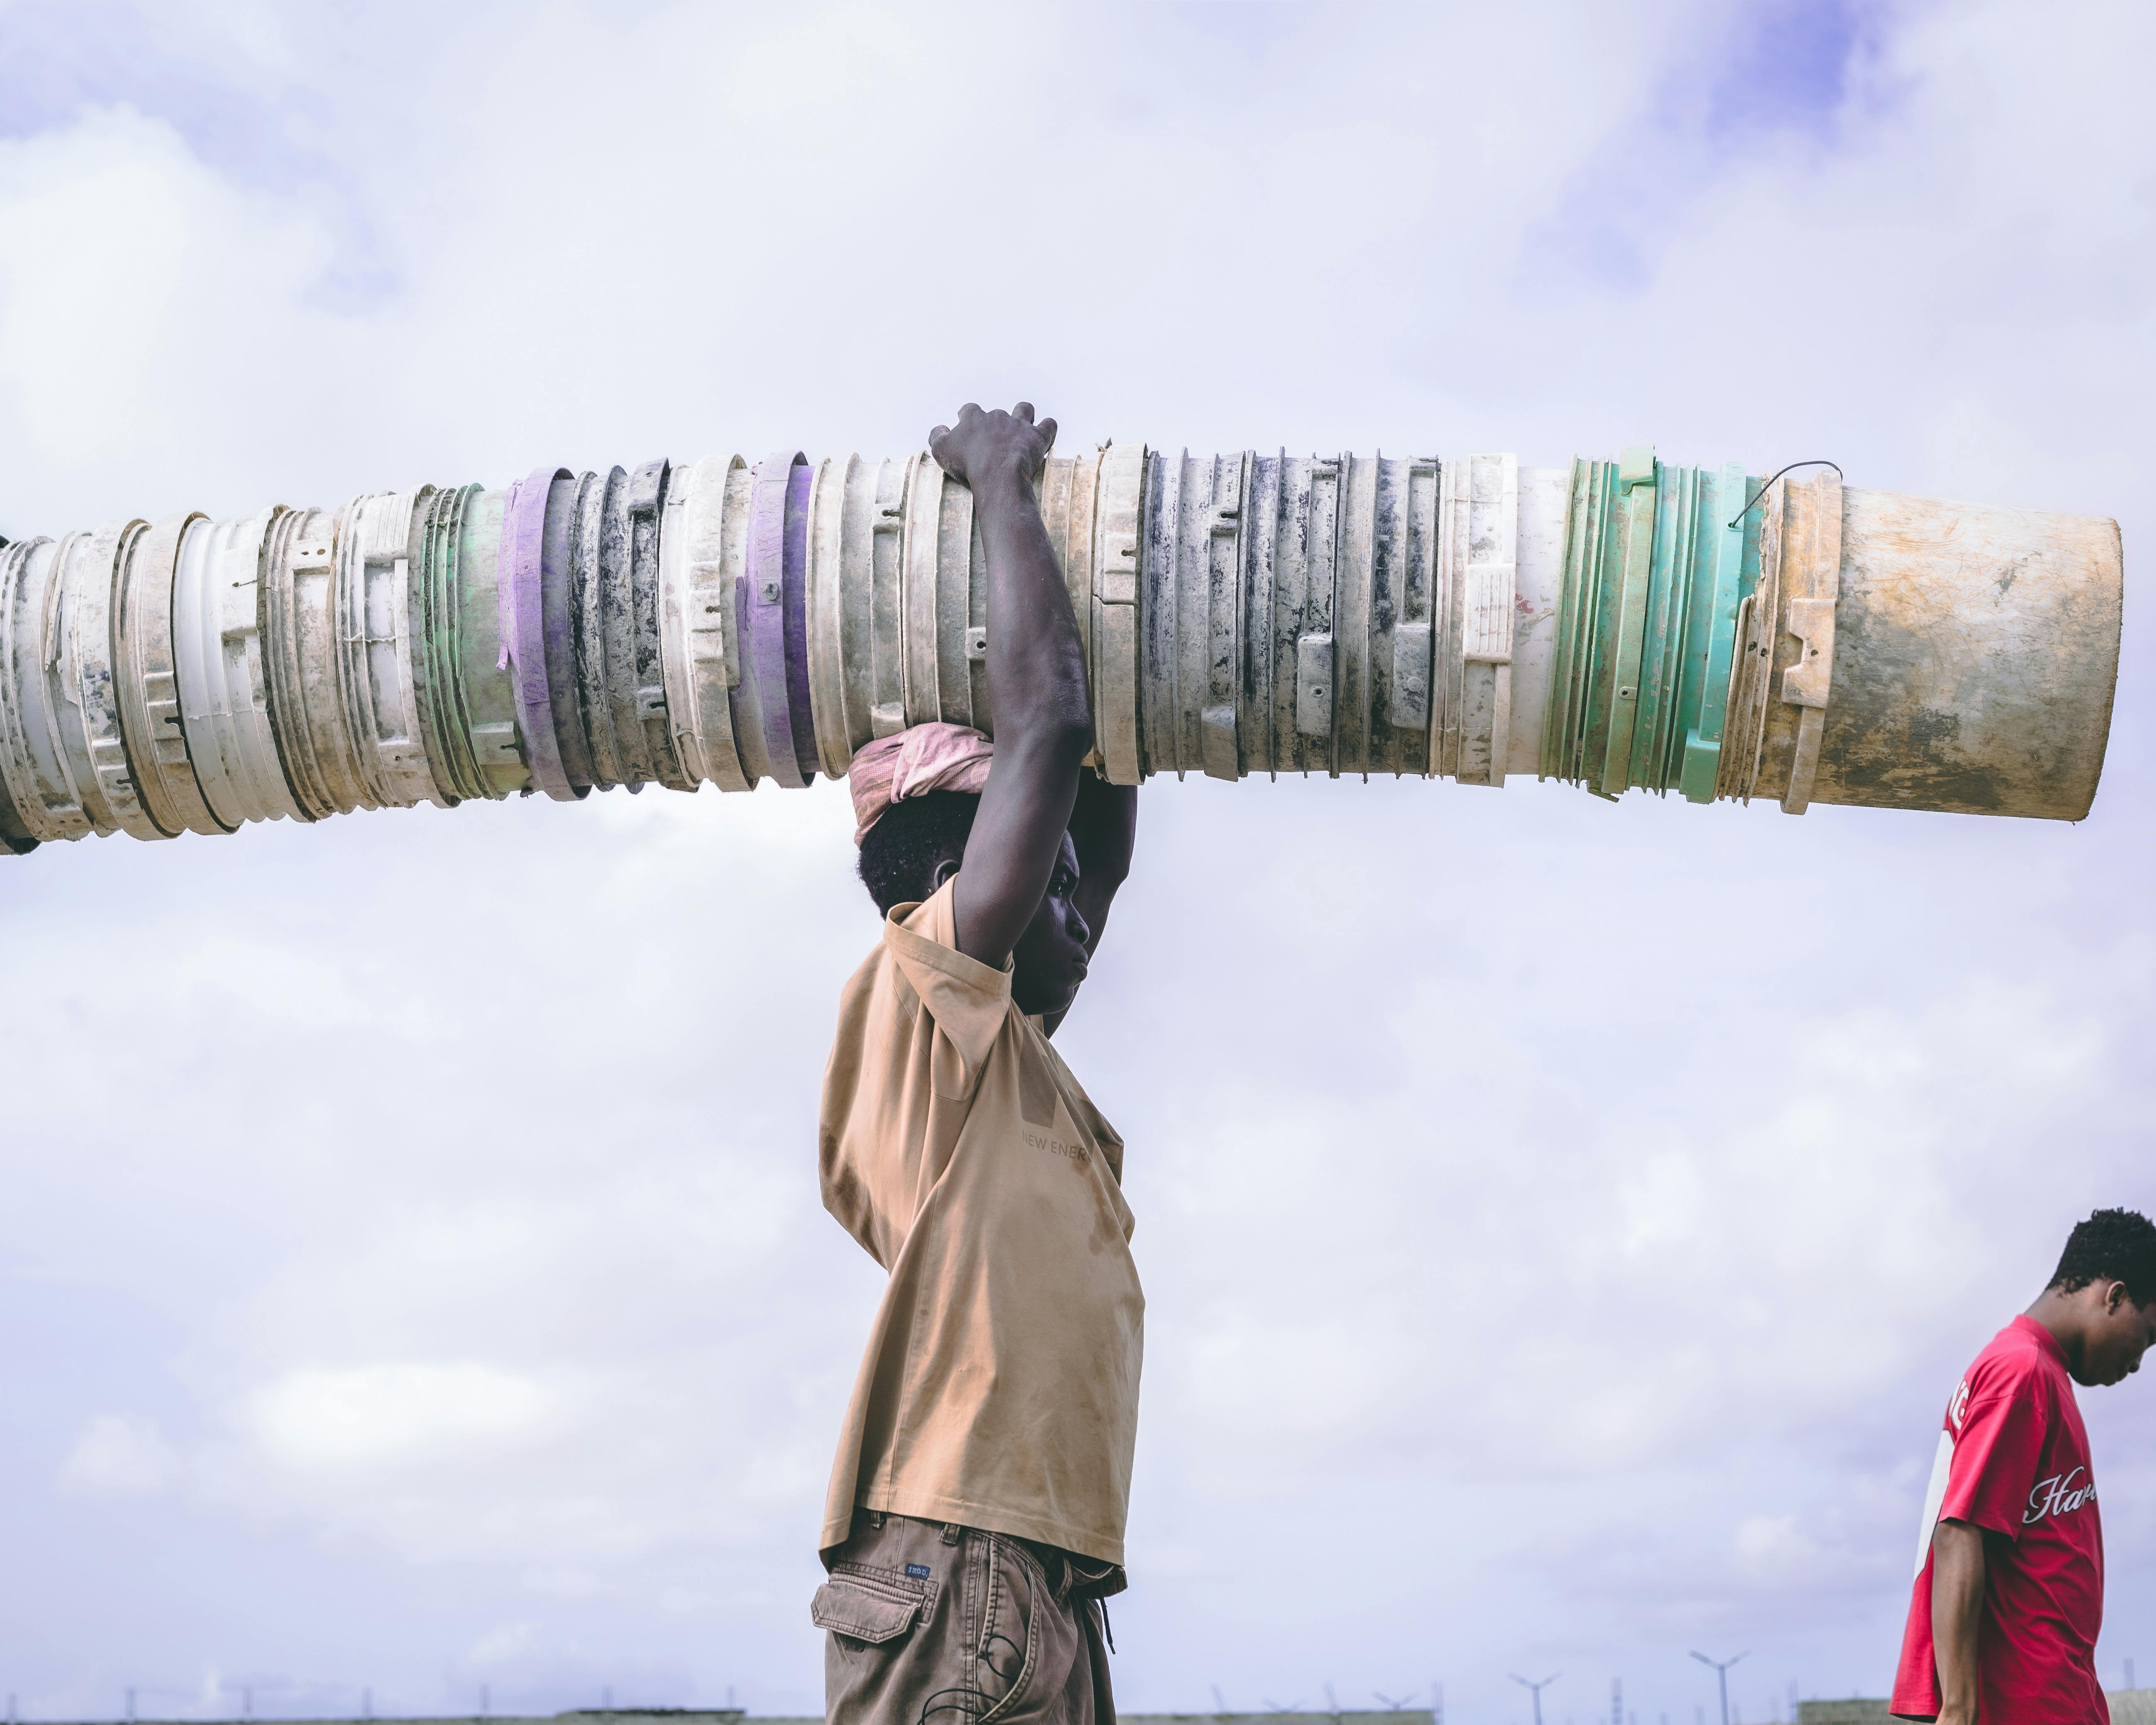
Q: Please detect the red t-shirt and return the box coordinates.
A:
[1891,1315,2106,1723]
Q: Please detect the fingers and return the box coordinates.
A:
[931,401,1054,476]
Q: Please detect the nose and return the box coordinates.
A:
[1067,902,1091,950]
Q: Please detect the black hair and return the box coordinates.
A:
[2048,1208,2156,1307]
[858,790,980,916]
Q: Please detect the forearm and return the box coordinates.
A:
[1931,1519,1986,1723]
[973,469,1091,749]
[1068,773,1136,952]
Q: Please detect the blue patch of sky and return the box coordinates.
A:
[1517,0,1893,301]
[1701,0,1872,146]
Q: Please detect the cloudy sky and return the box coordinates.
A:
[2,2,2151,1721]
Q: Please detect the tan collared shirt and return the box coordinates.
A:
[818,879,1144,1564]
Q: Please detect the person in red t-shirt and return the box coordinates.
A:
[1892,1208,2156,1724]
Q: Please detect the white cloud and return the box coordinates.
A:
[0,106,349,524]
[238,1363,559,1470]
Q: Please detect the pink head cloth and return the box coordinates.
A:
[850,722,995,845]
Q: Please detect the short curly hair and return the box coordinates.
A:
[857,790,980,916]
[2048,1208,2156,1307]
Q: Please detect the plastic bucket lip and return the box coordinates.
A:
[447,486,522,801]
[1673,464,1751,796]
[1139,450,1182,777]
[805,452,908,773]
[337,487,449,810]
[571,466,625,789]
[413,483,488,806]
[278,498,377,816]
[1089,442,1146,787]
[627,457,690,791]
[260,503,349,820]
[741,450,809,788]
[656,451,750,792]
[57,519,167,840]
[185,510,309,826]
[173,514,243,825]
[0,537,49,852]
[804,454,855,777]
[1632,462,1694,787]
[0,536,80,843]
[655,458,706,787]
[119,510,228,838]
[781,456,819,782]
[407,485,462,806]
[539,471,595,794]
[499,467,585,802]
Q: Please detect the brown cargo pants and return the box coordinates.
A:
[813,1510,1118,1725]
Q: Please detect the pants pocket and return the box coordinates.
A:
[811,1569,932,1647]
[976,1536,1087,1725]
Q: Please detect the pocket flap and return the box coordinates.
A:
[810,1577,923,1644]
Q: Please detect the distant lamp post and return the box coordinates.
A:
[1689,1651,1749,1725]
[1510,1672,1560,1725]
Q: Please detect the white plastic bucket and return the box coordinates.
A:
[657,452,753,792]
[119,512,226,837]
[173,510,311,828]
[263,503,369,817]
[336,488,446,809]
[0,537,93,842]
[53,520,165,840]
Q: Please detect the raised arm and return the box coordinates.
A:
[930,402,1091,971]
[1930,1518,1985,1725]
[1041,770,1137,1036]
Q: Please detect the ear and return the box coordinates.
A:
[930,854,961,892]
[2106,1279,2130,1314]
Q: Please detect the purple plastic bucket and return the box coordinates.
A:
[742,452,810,788]
[499,467,586,801]
[781,457,820,782]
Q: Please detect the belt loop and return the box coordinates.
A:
[867,1509,885,1531]
[940,1522,962,1545]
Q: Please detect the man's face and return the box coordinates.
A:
[2075,1282,2156,1387]
[1010,832,1090,1019]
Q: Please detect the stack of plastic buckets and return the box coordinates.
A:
[0,437,2122,860]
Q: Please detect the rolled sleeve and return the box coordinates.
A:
[1940,1383,2046,1540]
[884,882,1012,1079]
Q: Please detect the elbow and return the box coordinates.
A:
[1042,712,1097,768]
[1000,707,1093,771]
[998,671,1094,762]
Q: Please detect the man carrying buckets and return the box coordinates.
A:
[810,402,1142,1725]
